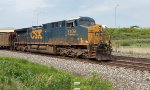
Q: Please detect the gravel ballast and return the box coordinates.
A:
[0,50,150,90]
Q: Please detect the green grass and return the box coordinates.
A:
[106,28,150,40]
[105,28,150,47]
[113,39,150,47]
[0,57,114,90]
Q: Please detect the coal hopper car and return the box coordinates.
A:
[0,30,15,49]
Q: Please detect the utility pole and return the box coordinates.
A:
[37,13,40,26]
[37,12,42,26]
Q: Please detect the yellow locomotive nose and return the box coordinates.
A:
[88,24,103,45]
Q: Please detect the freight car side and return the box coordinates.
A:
[0,32,15,49]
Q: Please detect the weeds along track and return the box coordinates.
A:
[4,50,150,72]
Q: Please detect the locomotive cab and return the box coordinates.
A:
[66,17,112,60]
[78,17,112,60]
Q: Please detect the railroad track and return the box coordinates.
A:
[21,51,150,72]
[3,49,150,72]
[106,60,150,71]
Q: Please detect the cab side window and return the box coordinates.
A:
[67,20,78,28]
[67,22,74,27]
[74,20,78,26]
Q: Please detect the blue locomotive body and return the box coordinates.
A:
[14,17,112,60]
[16,17,91,45]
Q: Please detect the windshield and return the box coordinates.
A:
[79,19,95,26]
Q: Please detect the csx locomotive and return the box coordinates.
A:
[1,17,112,60]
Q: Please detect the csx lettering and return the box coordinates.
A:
[30,30,43,39]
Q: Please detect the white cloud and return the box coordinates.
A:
[0,0,150,28]
[79,4,113,17]
[5,0,53,11]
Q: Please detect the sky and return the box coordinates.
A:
[0,0,150,29]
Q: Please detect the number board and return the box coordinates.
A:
[68,29,76,36]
